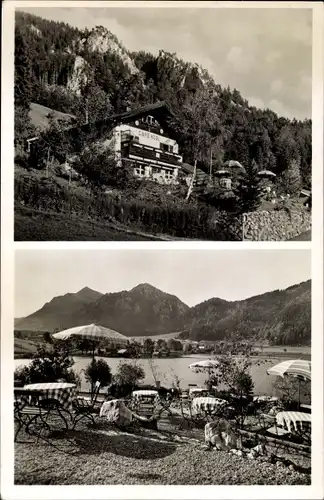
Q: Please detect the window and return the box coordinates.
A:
[160,143,174,153]
[134,165,145,176]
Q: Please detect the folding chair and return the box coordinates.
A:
[14,388,52,443]
[72,381,101,429]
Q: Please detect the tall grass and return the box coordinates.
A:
[15,175,242,240]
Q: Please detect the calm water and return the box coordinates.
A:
[14,351,311,398]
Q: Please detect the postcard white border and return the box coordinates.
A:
[1,1,323,499]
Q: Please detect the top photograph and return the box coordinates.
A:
[14,6,312,241]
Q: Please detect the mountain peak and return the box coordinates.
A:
[75,287,103,302]
[130,283,160,294]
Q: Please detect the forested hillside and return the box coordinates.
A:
[15,11,311,187]
[180,280,311,345]
[15,281,311,345]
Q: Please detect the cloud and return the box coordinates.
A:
[18,7,312,119]
[270,79,283,95]
[247,97,266,109]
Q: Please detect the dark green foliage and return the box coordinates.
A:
[143,338,155,355]
[43,332,53,344]
[233,159,263,213]
[84,358,112,389]
[182,281,311,344]
[13,342,80,386]
[113,361,145,389]
[72,146,131,189]
[14,106,36,149]
[14,175,243,241]
[15,10,311,184]
[272,376,311,407]
[14,25,33,109]
[167,338,183,351]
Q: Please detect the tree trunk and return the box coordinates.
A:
[186,159,197,201]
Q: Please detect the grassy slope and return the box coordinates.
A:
[14,418,310,485]
[15,206,157,241]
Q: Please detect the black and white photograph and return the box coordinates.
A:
[1,1,323,499]
[14,5,312,241]
[12,248,312,486]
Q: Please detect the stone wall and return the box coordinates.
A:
[243,207,311,241]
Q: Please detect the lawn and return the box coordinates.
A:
[14,206,158,241]
[15,415,311,485]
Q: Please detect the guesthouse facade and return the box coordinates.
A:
[105,102,183,184]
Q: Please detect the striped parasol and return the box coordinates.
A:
[267,359,311,381]
[223,160,245,171]
[53,323,129,360]
[267,359,311,407]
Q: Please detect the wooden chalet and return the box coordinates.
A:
[109,102,183,184]
[25,101,183,185]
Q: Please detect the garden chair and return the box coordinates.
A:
[72,381,101,429]
[14,388,52,443]
[137,397,156,418]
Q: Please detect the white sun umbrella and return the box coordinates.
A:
[53,323,129,362]
[256,170,277,178]
[267,359,311,381]
[223,160,245,172]
[189,359,219,386]
[267,359,311,407]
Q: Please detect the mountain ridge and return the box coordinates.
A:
[15,280,311,345]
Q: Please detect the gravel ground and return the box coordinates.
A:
[14,418,311,485]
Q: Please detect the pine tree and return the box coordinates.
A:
[280,158,302,195]
[234,159,263,213]
[14,26,32,109]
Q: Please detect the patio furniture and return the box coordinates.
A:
[72,381,102,429]
[189,387,209,398]
[192,396,227,418]
[76,381,102,407]
[260,413,291,439]
[22,382,78,431]
[275,411,311,439]
[14,388,53,443]
[131,390,159,418]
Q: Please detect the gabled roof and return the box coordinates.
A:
[67,101,176,142]
[112,101,174,124]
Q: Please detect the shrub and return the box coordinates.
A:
[13,342,81,388]
[14,174,243,240]
[84,358,112,392]
[114,361,145,390]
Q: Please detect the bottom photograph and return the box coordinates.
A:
[13,248,311,486]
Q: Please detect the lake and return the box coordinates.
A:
[14,351,311,400]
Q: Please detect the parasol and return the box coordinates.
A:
[267,359,311,407]
[53,323,129,362]
[257,170,277,178]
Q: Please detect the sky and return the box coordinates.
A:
[15,249,311,317]
[18,5,312,120]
